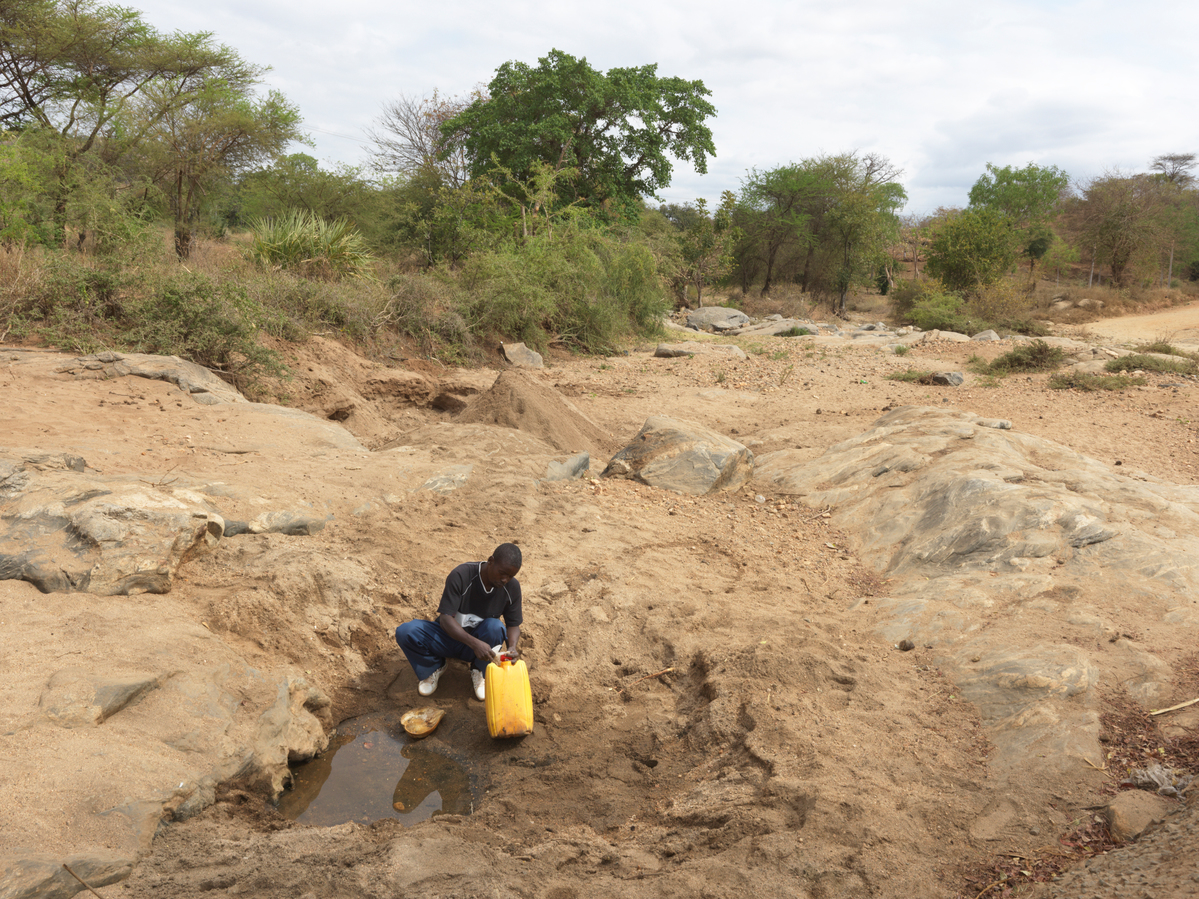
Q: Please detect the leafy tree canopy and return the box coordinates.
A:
[925,207,1018,292]
[442,49,716,215]
[967,162,1068,228]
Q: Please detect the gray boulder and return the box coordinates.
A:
[602,415,754,495]
[544,452,590,482]
[929,371,965,386]
[685,306,750,331]
[500,342,544,369]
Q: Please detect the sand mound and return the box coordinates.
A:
[457,369,616,458]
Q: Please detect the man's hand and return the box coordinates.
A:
[472,640,500,664]
[503,646,521,662]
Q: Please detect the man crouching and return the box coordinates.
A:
[395,543,522,701]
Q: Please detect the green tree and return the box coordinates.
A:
[736,164,818,295]
[967,162,1068,277]
[386,166,503,267]
[822,153,907,315]
[0,0,234,241]
[673,192,739,307]
[442,49,716,215]
[1073,171,1172,288]
[233,153,385,240]
[924,208,1019,292]
[130,59,303,258]
[733,153,905,307]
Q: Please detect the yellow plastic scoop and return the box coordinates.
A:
[401,706,446,738]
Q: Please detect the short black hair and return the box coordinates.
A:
[492,542,522,569]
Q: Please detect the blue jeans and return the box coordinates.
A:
[395,618,506,681]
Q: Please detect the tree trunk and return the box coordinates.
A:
[760,249,777,296]
[174,225,192,259]
[799,245,815,293]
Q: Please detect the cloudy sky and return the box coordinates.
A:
[130,0,1196,215]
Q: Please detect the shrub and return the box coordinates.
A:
[886,368,938,383]
[246,211,376,280]
[998,318,1051,337]
[461,222,668,353]
[971,279,1035,324]
[1105,354,1196,375]
[1133,342,1190,357]
[982,339,1066,374]
[891,279,985,332]
[1048,371,1146,391]
[126,274,286,390]
[907,290,970,331]
[924,208,1018,292]
[779,325,813,337]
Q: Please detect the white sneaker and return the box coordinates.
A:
[471,668,486,701]
[418,663,447,697]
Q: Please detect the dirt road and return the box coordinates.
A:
[1081,300,1199,345]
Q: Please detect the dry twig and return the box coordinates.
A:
[1150,696,1199,716]
[62,865,105,899]
[616,667,675,693]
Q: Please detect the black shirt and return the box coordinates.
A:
[436,562,522,629]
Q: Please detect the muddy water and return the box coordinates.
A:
[277,711,475,826]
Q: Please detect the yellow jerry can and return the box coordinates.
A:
[485,656,533,739]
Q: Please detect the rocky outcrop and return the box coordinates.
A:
[753,406,1199,773]
[55,352,247,405]
[0,449,224,595]
[654,342,748,360]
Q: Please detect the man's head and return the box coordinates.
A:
[483,542,522,589]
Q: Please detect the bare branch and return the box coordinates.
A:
[367,89,473,187]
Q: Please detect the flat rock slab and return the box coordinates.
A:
[752,405,1199,775]
[0,449,224,595]
[55,352,248,405]
[602,415,754,495]
[0,577,336,886]
[655,342,748,361]
[724,319,817,338]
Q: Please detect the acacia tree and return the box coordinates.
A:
[0,0,233,241]
[1150,153,1197,188]
[131,59,303,257]
[737,164,817,295]
[1073,171,1172,287]
[442,49,716,215]
[733,153,905,306]
[822,153,907,315]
